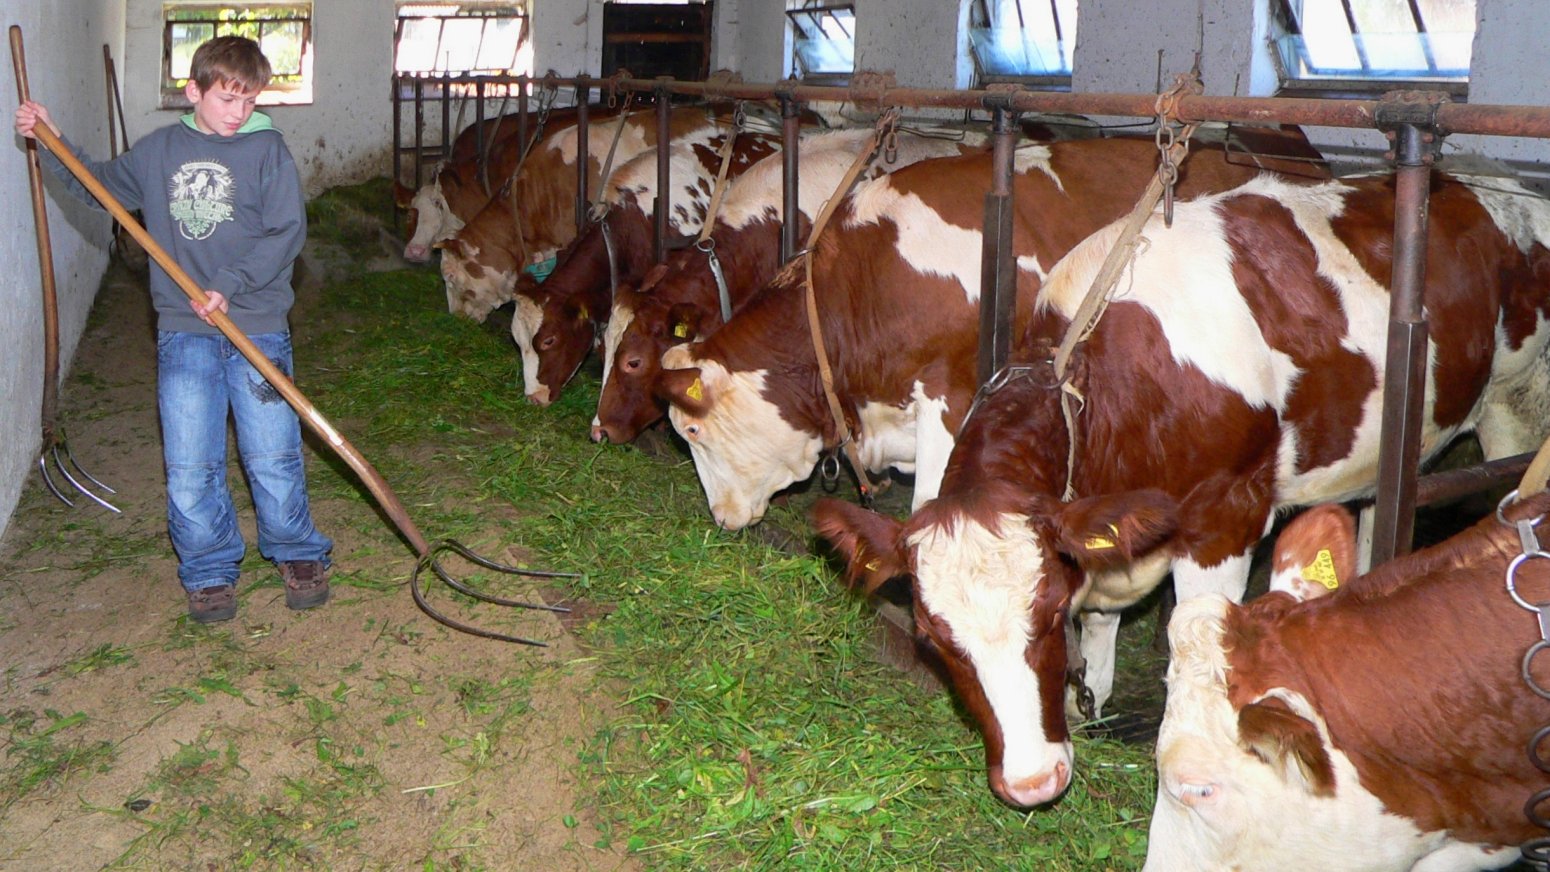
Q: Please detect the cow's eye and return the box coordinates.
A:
[1176,780,1219,807]
[683,423,702,439]
[539,335,557,351]
[624,357,643,372]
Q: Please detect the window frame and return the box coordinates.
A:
[159,2,314,108]
[1269,0,1473,99]
[966,0,1076,91]
[393,3,532,79]
[786,2,855,85]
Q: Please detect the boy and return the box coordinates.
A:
[15,36,332,623]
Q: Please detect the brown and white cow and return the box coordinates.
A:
[511,126,780,406]
[438,106,735,322]
[395,106,613,263]
[657,133,1328,531]
[591,127,987,443]
[1145,494,1550,871]
[809,171,1550,808]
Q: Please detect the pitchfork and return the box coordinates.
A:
[11,26,575,645]
[12,27,120,512]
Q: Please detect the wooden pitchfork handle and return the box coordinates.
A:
[13,78,434,561]
[10,25,60,448]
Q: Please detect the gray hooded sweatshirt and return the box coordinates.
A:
[44,111,305,336]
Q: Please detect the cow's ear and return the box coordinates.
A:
[639,262,670,293]
[1271,504,1356,600]
[657,365,713,417]
[393,179,416,208]
[1050,489,1178,568]
[666,303,702,342]
[811,498,909,595]
[1237,696,1336,797]
[435,237,470,258]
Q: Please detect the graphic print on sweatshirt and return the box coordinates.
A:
[169,160,235,240]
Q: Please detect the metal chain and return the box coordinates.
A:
[1498,490,1550,868]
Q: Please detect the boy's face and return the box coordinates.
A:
[185,78,261,136]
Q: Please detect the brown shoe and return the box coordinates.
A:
[187,584,237,623]
[279,560,330,610]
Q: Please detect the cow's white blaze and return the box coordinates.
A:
[663,356,821,530]
[596,303,637,424]
[907,386,953,508]
[1145,595,1500,872]
[511,295,545,400]
[911,514,1072,797]
[406,180,460,259]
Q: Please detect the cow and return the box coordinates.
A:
[807,170,1550,809]
[395,106,614,263]
[656,132,1329,531]
[591,126,988,444]
[1145,493,1550,871]
[438,105,737,322]
[510,126,781,406]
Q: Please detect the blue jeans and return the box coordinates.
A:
[157,330,332,592]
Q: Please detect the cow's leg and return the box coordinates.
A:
[1476,347,1550,461]
[909,391,954,509]
[1172,550,1253,604]
[1073,609,1121,718]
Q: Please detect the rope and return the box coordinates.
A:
[1050,70,1202,501]
[801,108,901,503]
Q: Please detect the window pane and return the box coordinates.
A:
[259,20,304,76]
[475,18,522,71]
[397,18,443,72]
[170,23,216,80]
[438,18,486,70]
[788,6,855,75]
[1281,0,1473,82]
[974,0,1076,77]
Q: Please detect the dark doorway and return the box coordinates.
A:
[601,2,714,82]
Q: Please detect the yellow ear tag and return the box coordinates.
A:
[577,304,589,322]
[1302,548,1340,591]
[673,321,690,339]
[1083,523,1121,551]
[864,559,881,572]
[686,377,704,402]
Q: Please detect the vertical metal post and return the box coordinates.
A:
[413,76,425,189]
[475,78,488,190]
[1369,117,1440,565]
[978,102,1020,384]
[391,74,402,227]
[779,88,802,264]
[574,75,592,233]
[655,81,673,262]
[440,69,451,159]
[518,76,529,158]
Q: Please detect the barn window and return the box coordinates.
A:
[967,0,1077,89]
[1270,0,1475,96]
[787,2,855,85]
[161,3,313,107]
[394,2,533,77]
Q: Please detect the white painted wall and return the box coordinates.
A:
[1,0,123,541]
[2,0,1549,540]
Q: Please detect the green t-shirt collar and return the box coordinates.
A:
[180,111,275,135]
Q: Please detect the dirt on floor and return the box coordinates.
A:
[0,244,640,871]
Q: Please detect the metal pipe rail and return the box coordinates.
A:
[392,70,1550,564]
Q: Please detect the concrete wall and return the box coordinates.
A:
[2,0,1549,540]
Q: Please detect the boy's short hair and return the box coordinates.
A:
[189,36,272,93]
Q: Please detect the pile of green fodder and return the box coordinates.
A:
[304,180,1160,871]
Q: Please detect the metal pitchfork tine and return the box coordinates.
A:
[11,25,574,646]
[12,27,121,513]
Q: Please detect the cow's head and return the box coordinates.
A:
[812,487,1177,808]
[526,291,601,406]
[1144,594,1363,872]
[403,179,461,263]
[659,344,822,529]
[595,298,703,444]
[439,235,515,322]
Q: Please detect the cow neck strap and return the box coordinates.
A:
[1047,71,1202,501]
[591,95,635,214]
[801,109,901,504]
[697,109,746,322]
